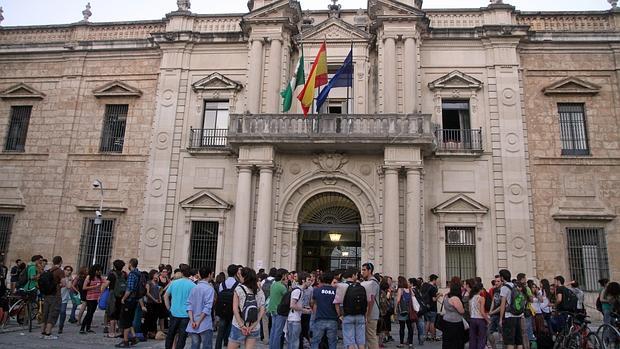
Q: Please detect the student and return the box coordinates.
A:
[334,269,367,349]
[311,272,338,349]
[268,268,289,349]
[116,258,142,348]
[499,269,524,349]
[469,282,490,349]
[228,267,266,349]
[57,265,74,334]
[186,266,215,349]
[39,256,64,339]
[164,264,196,349]
[80,264,103,335]
[441,281,466,349]
[215,264,241,349]
[361,263,380,349]
[395,276,413,348]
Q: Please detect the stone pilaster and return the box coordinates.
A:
[406,167,422,277]
[383,37,397,113]
[253,166,274,270]
[247,38,264,114]
[266,38,282,113]
[383,166,400,277]
[403,37,417,113]
[232,165,253,266]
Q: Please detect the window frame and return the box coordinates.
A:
[77,217,116,274]
[188,220,219,272]
[202,100,229,130]
[444,226,477,281]
[558,103,590,156]
[4,105,32,152]
[0,214,14,266]
[565,227,609,292]
[100,104,128,153]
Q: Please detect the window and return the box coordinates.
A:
[200,101,228,147]
[0,215,13,266]
[315,65,353,114]
[77,218,115,273]
[566,228,609,291]
[189,221,219,272]
[558,104,589,155]
[5,106,32,152]
[441,100,471,141]
[100,104,128,153]
[445,227,476,281]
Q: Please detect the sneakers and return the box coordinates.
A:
[115,341,131,348]
[44,335,59,340]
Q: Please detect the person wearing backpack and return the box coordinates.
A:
[215,264,241,349]
[361,263,380,349]
[39,255,64,340]
[421,274,441,342]
[334,269,367,349]
[395,277,414,348]
[229,267,266,349]
[268,268,289,349]
[551,275,576,335]
[115,258,143,347]
[499,269,524,349]
[105,259,126,339]
[260,268,276,338]
[286,272,312,349]
[18,255,43,293]
[311,272,338,349]
[163,263,195,349]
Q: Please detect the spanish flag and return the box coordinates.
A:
[297,42,328,116]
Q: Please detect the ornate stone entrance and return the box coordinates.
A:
[297,192,361,272]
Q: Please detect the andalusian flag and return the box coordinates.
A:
[281,53,305,112]
[297,42,328,116]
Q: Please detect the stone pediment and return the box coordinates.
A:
[543,77,601,96]
[431,194,488,215]
[368,0,426,18]
[299,18,371,42]
[428,71,483,90]
[551,197,616,221]
[0,83,45,99]
[192,73,242,92]
[92,80,142,98]
[180,191,232,210]
[244,0,301,23]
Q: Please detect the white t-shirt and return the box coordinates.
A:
[500,282,524,318]
[231,284,266,329]
[288,288,303,322]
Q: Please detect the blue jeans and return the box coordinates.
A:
[343,314,366,346]
[215,318,232,349]
[58,302,69,330]
[191,329,213,349]
[287,321,302,349]
[551,313,568,334]
[311,319,338,349]
[269,314,287,349]
[166,316,190,349]
[524,316,536,341]
[229,325,259,343]
[415,318,425,343]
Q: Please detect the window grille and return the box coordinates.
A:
[0,215,13,266]
[77,218,115,273]
[100,104,128,153]
[566,228,609,291]
[445,227,476,281]
[558,103,589,155]
[189,221,219,271]
[4,106,32,152]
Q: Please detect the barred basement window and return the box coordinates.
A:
[77,218,115,273]
[189,221,219,272]
[445,227,476,281]
[558,103,589,156]
[566,228,609,291]
[100,104,128,153]
[4,106,32,152]
[0,215,13,266]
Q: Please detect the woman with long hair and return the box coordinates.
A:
[228,267,266,349]
[540,279,553,332]
[395,276,413,348]
[378,277,393,347]
[80,264,103,334]
[441,282,466,349]
[409,278,426,346]
[73,266,89,325]
[468,282,489,349]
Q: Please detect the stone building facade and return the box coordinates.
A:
[0,0,617,292]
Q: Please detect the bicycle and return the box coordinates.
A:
[596,312,620,349]
[553,311,601,349]
[0,290,39,331]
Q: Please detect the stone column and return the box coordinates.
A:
[383,37,397,113]
[253,166,273,270]
[232,165,253,266]
[405,167,422,277]
[267,38,282,113]
[383,167,400,277]
[403,37,417,113]
[247,39,264,114]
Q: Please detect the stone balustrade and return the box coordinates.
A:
[426,11,484,28]
[193,16,242,33]
[516,12,615,32]
[227,113,433,151]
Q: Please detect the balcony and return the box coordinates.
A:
[226,113,434,153]
[188,128,228,150]
[434,128,483,154]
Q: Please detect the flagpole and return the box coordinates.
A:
[348,41,353,114]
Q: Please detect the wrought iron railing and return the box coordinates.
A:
[434,128,483,152]
[188,128,228,148]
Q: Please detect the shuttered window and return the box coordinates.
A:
[566,228,609,291]
[0,215,13,266]
[100,104,128,153]
[558,103,589,155]
[5,106,32,152]
[77,218,115,273]
[445,227,476,281]
[189,221,219,271]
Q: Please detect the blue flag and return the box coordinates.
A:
[316,49,353,111]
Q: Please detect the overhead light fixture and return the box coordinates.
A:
[342,251,349,257]
[329,232,342,242]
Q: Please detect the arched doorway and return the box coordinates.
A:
[297,192,361,272]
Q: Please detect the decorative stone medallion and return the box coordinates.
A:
[313,153,348,172]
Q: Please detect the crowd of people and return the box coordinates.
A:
[1,255,620,349]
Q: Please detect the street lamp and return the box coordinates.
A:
[92,179,104,266]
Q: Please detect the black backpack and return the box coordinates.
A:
[215,281,238,321]
[135,272,148,298]
[16,267,29,289]
[414,288,429,317]
[38,268,57,295]
[343,282,367,316]
[262,279,274,300]
[239,286,259,325]
[561,287,578,312]
[277,287,300,316]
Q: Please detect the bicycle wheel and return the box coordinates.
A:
[587,332,603,349]
[598,325,620,349]
[565,332,581,349]
[13,300,26,325]
[554,333,567,349]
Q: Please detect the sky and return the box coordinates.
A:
[0,0,612,26]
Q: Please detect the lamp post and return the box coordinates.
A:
[92,179,104,266]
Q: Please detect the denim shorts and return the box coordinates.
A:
[424,311,437,323]
[342,314,366,346]
[229,325,260,343]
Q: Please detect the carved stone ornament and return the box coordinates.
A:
[490,0,503,4]
[82,3,92,22]
[610,0,618,10]
[177,0,191,11]
[0,7,4,25]
[313,153,348,172]
[328,0,342,18]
